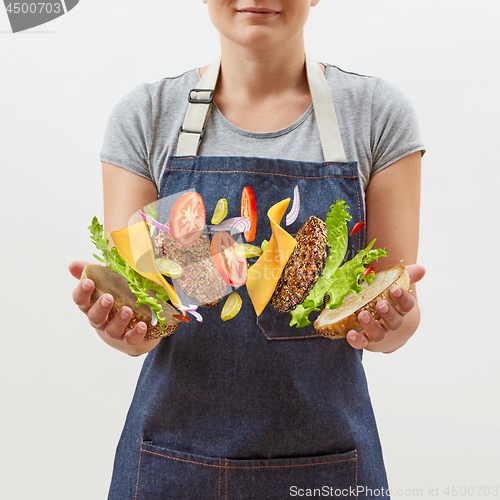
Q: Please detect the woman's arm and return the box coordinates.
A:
[346,151,425,353]
[102,163,158,238]
[70,163,161,356]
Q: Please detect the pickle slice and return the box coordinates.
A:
[211,198,228,225]
[234,243,263,258]
[156,258,183,278]
[221,292,242,321]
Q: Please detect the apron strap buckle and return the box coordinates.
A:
[188,88,214,104]
[179,125,205,140]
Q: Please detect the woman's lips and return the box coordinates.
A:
[238,7,279,19]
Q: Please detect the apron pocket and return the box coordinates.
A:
[136,441,220,499]
[136,441,357,500]
[257,305,323,340]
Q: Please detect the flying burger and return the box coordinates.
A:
[269,199,410,337]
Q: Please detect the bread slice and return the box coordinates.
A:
[314,265,410,339]
[81,264,181,341]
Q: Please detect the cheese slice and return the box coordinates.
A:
[111,221,183,308]
[246,199,298,316]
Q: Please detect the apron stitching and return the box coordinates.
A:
[171,157,355,169]
[225,458,228,500]
[266,334,322,340]
[140,448,356,469]
[166,167,357,180]
[172,156,195,162]
[354,449,358,500]
[218,457,221,500]
[134,439,144,500]
[159,172,167,223]
[159,159,176,223]
[258,316,321,340]
[346,162,363,252]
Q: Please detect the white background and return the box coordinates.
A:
[1,0,499,498]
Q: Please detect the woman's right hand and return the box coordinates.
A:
[69,260,161,356]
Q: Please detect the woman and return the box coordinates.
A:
[70,1,425,498]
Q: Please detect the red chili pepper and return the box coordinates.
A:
[173,314,190,323]
[362,266,376,278]
[241,186,257,242]
[350,222,366,236]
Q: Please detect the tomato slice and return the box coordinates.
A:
[169,192,206,246]
[362,266,376,278]
[211,231,248,287]
[350,221,366,236]
[173,314,190,323]
[241,187,257,242]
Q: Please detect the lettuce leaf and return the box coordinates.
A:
[303,200,351,304]
[88,217,169,329]
[322,241,387,309]
[326,199,351,252]
[288,201,387,328]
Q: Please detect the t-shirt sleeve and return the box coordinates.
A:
[370,78,425,177]
[100,83,153,181]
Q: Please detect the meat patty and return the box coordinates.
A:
[271,215,328,313]
[155,230,227,307]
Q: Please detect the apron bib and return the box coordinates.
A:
[108,55,390,500]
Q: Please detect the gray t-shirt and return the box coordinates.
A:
[100,64,424,196]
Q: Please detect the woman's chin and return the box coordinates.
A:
[223,27,286,51]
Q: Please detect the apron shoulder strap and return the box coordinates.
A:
[176,53,347,163]
[305,52,347,163]
[176,56,221,156]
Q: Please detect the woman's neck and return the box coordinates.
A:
[219,35,308,99]
[198,35,325,133]
[201,33,312,102]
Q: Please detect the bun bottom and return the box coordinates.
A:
[314,266,410,339]
[81,265,181,341]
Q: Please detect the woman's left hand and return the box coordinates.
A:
[346,264,426,351]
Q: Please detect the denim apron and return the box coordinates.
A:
[108,55,390,500]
